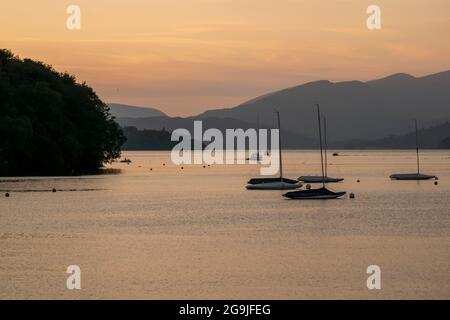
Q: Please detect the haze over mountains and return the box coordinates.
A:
[111,70,450,148]
[108,103,166,118]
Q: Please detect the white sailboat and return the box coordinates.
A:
[246,111,302,190]
[390,120,436,180]
[299,116,344,183]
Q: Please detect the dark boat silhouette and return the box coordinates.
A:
[120,158,132,164]
[284,104,346,200]
[284,186,346,199]
[298,176,344,183]
[247,177,299,185]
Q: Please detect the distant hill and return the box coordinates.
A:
[116,116,316,148]
[115,70,450,148]
[122,127,177,150]
[122,126,208,150]
[196,70,450,141]
[336,122,450,149]
[119,118,450,150]
[108,103,166,118]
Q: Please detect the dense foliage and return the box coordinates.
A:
[122,126,177,150]
[0,49,125,176]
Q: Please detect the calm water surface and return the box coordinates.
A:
[1,150,449,299]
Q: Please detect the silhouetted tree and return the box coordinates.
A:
[0,49,125,176]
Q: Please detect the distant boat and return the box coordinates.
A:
[120,158,132,164]
[298,116,344,183]
[247,153,262,161]
[246,111,301,190]
[284,104,346,200]
[246,114,263,161]
[390,120,436,180]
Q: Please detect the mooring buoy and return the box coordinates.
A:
[434,181,438,186]
[52,188,56,193]
[5,192,10,198]
[349,193,355,199]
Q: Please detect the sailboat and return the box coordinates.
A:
[390,120,436,180]
[120,158,132,164]
[299,116,344,183]
[246,114,263,161]
[246,111,302,190]
[284,104,346,199]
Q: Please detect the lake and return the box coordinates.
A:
[0,150,449,299]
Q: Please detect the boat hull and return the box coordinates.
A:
[390,173,436,180]
[246,181,302,190]
[283,188,346,199]
[298,176,344,183]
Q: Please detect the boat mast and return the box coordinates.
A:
[317,104,325,188]
[324,116,328,177]
[415,119,420,174]
[276,111,283,181]
[257,113,260,161]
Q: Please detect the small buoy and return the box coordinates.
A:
[150,168,153,171]
[434,181,438,186]
[5,192,10,197]
[357,179,360,183]
[181,166,184,170]
[163,163,166,166]
[52,188,56,193]
[203,165,206,168]
[306,184,311,190]
[349,193,355,199]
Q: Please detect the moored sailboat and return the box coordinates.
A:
[284,104,346,199]
[246,111,302,190]
[298,117,344,183]
[390,120,436,180]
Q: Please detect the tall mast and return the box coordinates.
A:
[415,119,420,174]
[257,113,260,161]
[317,104,325,188]
[324,116,328,177]
[276,111,283,180]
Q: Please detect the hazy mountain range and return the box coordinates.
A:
[336,122,450,149]
[109,70,450,148]
[121,122,450,150]
[109,103,166,118]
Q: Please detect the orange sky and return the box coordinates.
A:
[1,0,449,116]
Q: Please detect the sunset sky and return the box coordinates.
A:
[1,0,449,116]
